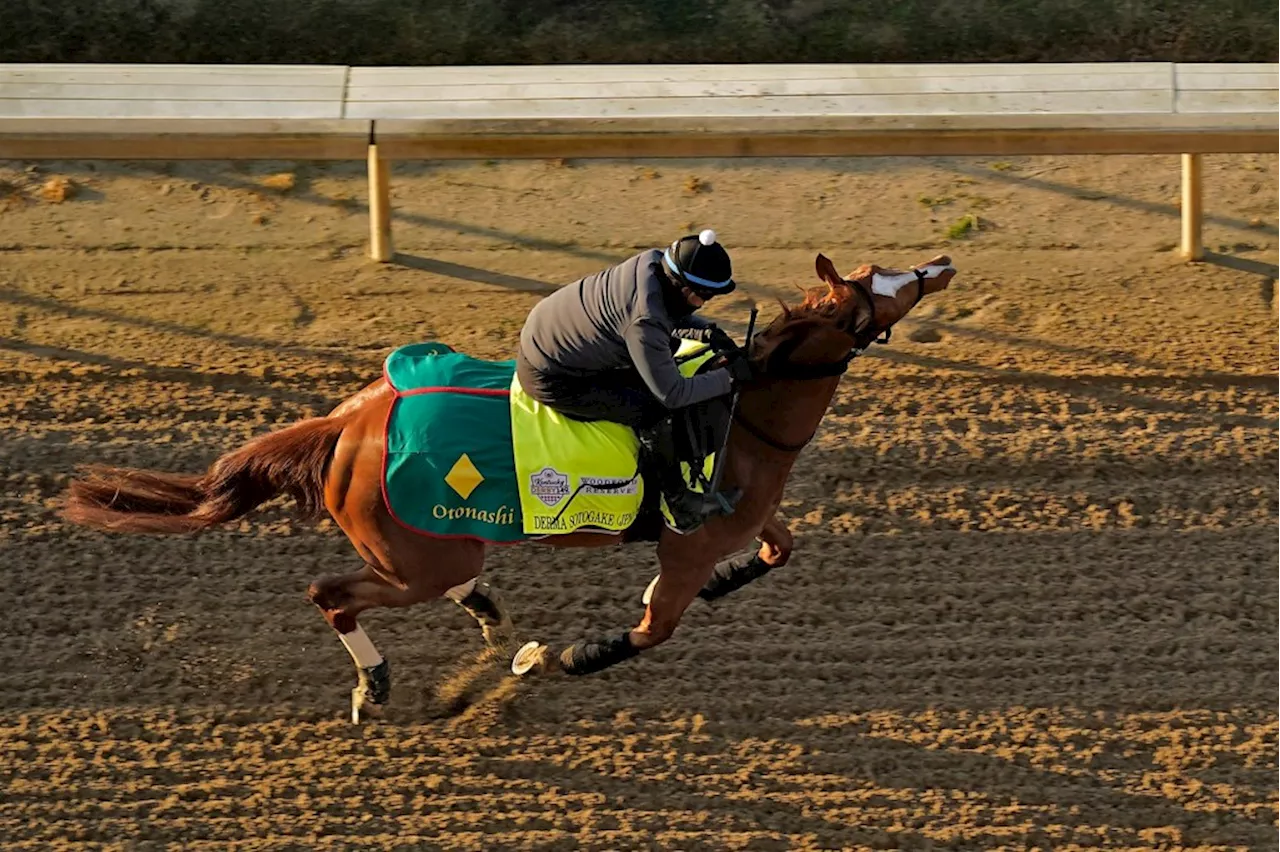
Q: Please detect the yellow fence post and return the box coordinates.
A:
[1180,153,1204,261]
[368,138,393,262]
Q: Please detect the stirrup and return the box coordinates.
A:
[712,485,744,514]
[663,491,711,534]
[663,484,741,534]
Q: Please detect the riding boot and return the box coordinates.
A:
[637,418,725,534]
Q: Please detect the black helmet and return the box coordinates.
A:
[662,229,736,297]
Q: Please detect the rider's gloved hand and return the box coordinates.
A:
[707,326,739,354]
[725,351,756,385]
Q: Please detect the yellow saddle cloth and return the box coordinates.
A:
[509,341,716,536]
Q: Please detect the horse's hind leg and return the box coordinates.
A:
[308,564,448,723]
[445,578,515,658]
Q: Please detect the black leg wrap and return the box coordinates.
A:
[559,632,640,676]
[698,553,775,602]
[358,660,391,704]
[458,588,502,624]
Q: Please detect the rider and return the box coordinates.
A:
[516,229,753,533]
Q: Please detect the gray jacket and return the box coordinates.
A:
[518,249,733,409]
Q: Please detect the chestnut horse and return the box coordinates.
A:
[62,251,956,722]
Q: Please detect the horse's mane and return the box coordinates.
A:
[736,281,863,368]
[760,281,860,338]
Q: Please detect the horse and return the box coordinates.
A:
[60,251,956,722]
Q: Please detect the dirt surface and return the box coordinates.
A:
[1,153,1277,850]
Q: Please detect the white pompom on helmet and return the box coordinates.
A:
[662,228,736,296]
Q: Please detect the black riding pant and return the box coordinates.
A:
[516,352,669,431]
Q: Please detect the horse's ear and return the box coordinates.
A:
[815,253,843,292]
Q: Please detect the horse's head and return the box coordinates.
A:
[750,252,956,380]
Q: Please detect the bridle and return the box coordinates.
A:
[727,268,928,454]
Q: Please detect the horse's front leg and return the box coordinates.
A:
[641,514,793,605]
[699,514,793,601]
[512,542,715,677]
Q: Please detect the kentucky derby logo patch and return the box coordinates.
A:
[529,467,570,507]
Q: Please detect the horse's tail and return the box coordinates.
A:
[62,414,352,535]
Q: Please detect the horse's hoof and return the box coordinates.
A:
[642,574,660,606]
[351,685,384,724]
[511,640,552,676]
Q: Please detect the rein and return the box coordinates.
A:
[727,268,927,454]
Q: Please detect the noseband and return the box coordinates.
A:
[730,268,928,453]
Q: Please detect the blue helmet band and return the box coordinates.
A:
[663,246,735,293]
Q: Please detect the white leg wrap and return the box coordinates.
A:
[444,578,478,603]
[339,624,384,668]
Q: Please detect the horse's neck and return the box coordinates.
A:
[730,375,842,480]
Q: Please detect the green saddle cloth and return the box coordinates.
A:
[381,342,526,543]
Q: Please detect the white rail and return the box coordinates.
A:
[2,62,1275,261]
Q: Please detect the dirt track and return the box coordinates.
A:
[1,153,1277,850]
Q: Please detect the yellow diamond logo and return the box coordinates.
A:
[444,453,484,500]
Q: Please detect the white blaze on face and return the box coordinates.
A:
[870,264,955,298]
